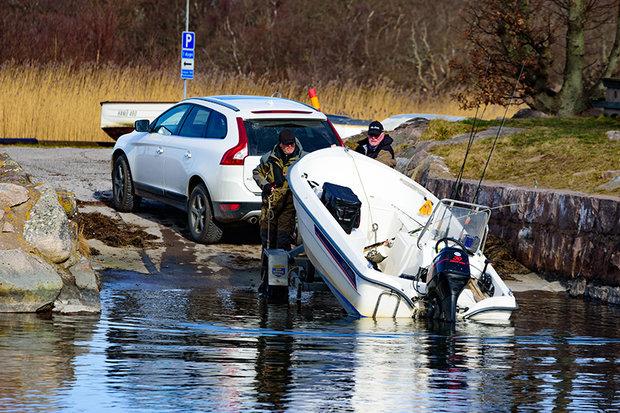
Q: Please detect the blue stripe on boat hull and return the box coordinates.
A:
[314,224,357,290]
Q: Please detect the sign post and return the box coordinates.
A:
[181,31,195,99]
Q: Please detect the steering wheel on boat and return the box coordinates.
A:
[434,237,468,253]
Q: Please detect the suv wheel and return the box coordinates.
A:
[187,183,223,243]
[112,155,141,212]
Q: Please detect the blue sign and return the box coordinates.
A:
[182,31,195,50]
[272,266,286,278]
[181,31,195,80]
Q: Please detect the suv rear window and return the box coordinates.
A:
[244,119,340,155]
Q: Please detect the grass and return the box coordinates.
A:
[0,61,515,143]
[420,119,471,141]
[429,116,620,197]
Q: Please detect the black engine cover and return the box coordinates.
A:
[426,247,471,322]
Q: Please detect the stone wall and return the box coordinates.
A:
[425,178,620,301]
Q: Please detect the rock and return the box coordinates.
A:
[607,131,620,141]
[0,249,63,312]
[567,277,587,297]
[595,175,620,191]
[512,108,549,119]
[0,183,29,208]
[567,277,620,304]
[69,259,101,291]
[53,283,101,314]
[607,287,620,305]
[449,126,526,145]
[0,153,32,185]
[573,169,595,176]
[389,118,428,148]
[23,184,73,263]
[601,170,620,180]
[580,107,603,117]
[57,190,77,218]
[0,154,101,315]
[588,285,611,302]
[408,151,452,185]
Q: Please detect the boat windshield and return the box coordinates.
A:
[418,199,491,253]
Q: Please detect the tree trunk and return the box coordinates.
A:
[592,3,620,98]
[556,0,586,116]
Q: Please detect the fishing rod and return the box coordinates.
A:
[450,55,491,201]
[391,203,425,227]
[472,63,525,205]
[489,202,526,211]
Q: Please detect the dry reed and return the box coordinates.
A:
[77,226,90,259]
[0,62,517,142]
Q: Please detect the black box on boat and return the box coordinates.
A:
[321,182,361,234]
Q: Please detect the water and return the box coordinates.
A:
[1,274,619,412]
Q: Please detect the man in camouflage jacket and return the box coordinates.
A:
[252,129,305,250]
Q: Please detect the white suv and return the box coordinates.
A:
[111,95,342,243]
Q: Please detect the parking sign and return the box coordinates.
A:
[181,31,195,79]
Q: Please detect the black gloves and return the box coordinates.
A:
[262,183,275,196]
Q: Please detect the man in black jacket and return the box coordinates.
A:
[354,120,396,167]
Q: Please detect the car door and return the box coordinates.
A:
[160,105,211,201]
[133,104,191,196]
[162,107,229,201]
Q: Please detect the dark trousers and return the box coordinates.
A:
[260,192,296,250]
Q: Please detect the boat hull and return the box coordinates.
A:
[100,101,175,139]
[298,215,416,318]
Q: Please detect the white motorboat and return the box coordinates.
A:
[288,146,518,322]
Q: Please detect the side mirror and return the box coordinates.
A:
[134,119,150,132]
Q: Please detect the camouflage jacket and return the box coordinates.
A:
[252,142,305,210]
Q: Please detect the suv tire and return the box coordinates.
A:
[112,155,141,212]
[187,183,223,243]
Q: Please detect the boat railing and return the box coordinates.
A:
[359,272,416,316]
[416,198,492,253]
[373,291,403,318]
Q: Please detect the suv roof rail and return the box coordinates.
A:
[190,97,240,112]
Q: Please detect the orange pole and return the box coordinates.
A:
[308,88,321,111]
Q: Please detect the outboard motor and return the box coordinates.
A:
[426,246,471,322]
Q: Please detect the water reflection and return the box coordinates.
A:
[0,282,619,412]
[0,312,98,410]
[508,290,620,412]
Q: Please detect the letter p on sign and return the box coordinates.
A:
[182,32,195,50]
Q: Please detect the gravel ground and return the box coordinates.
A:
[0,146,113,202]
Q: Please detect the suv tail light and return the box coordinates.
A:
[220,117,248,165]
[327,119,345,146]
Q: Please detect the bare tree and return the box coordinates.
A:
[453,0,620,116]
[0,0,468,94]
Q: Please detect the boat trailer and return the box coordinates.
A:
[261,244,328,302]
